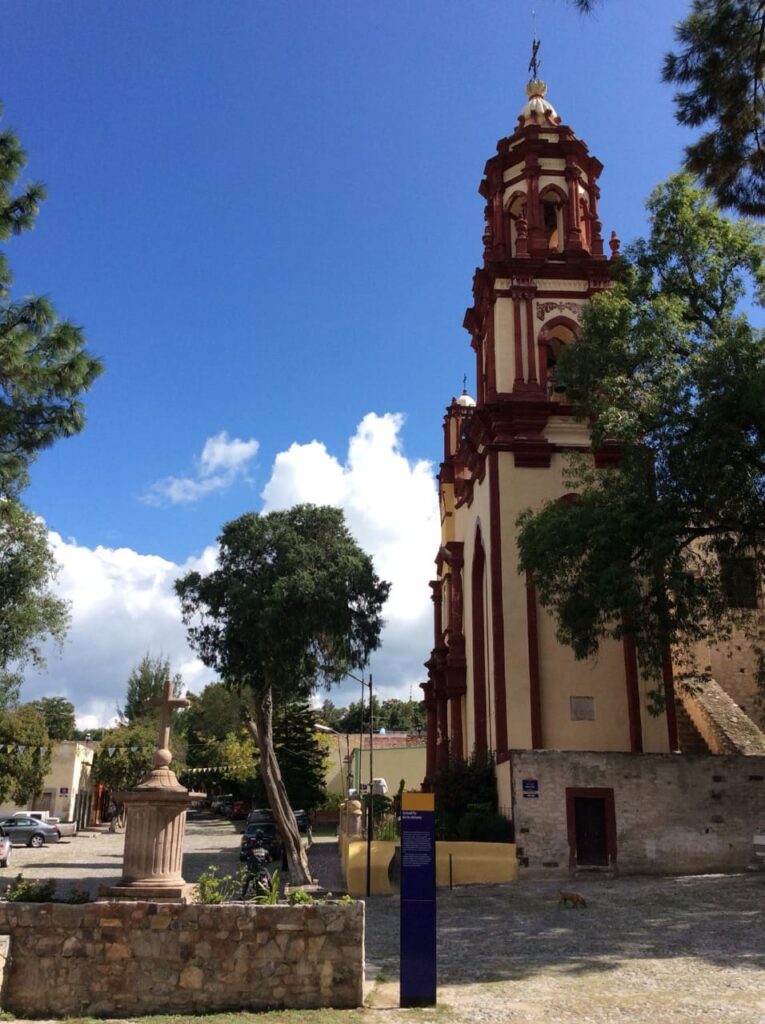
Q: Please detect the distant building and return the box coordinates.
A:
[0,740,95,827]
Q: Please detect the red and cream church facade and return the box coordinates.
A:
[421,74,691,834]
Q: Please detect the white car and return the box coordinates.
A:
[0,829,12,867]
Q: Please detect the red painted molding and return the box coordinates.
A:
[526,573,543,748]
[621,631,643,753]
[661,645,679,750]
[488,451,508,756]
[471,527,488,758]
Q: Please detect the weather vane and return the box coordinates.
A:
[529,10,541,78]
[462,373,468,393]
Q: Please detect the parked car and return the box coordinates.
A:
[0,828,11,867]
[229,799,250,821]
[240,808,311,861]
[0,816,61,848]
[754,826,765,862]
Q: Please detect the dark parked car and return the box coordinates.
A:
[239,809,311,861]
[0,816,61,848]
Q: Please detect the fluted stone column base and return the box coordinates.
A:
[99,766,195,903]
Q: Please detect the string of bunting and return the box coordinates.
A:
[0,745,49,755]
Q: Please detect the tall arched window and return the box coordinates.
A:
[539,185,567,253]
[471,525,488,757]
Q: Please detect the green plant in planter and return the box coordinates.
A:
[194,865,245,904]
[3,875,57,903]
[254,869,280,905]
[65,885,91,904]
[287,887,314,905]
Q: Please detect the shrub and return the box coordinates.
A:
[456,811,514,843]
[194,865,244,904]
[65,885,91,904]
[433,752,498,840]
[287,887,314,905]
[3,875,57,903]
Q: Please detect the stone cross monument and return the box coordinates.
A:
[101,679,195,902]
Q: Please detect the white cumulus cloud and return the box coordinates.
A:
[142,431,260,506]
[26,413,439,725]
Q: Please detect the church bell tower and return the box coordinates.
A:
[422,72,673,796]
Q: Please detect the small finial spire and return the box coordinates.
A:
[462,373,468,394]
[529,13,541,79]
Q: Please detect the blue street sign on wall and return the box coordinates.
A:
[400,791,436,1007]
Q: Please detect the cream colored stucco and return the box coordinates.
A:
[536,279,589,292]
[494,297,516,392]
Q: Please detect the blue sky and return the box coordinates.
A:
[3,0,695,724]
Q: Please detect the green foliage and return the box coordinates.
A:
[0,113,103,497]
[574,0,765,215]
[456,811,514,843]
[252,700,327,811]
[176,505,390,701]
[193,865,244,905]
[373,816,398,841]
[335,696,425,734]
[254,869,280,905]
[120,654,182,725]
[176,505,389,884]
[433,752,498,841]
[28,696,75,740]
[65,885,91,904]
[2,874,56,903]
[663,0,765,215]
[91,721,158,792]
[0,499,70,701]
[287,887,314,905]
[0,702,51,804]
[517,176,765,695]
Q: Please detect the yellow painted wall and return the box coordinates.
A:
[341,836,518,896]
[353,745,426,794]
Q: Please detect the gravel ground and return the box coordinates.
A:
[2,815,765,1023]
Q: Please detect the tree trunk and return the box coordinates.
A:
[241,691,313,886]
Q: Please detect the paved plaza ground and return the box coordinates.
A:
[2,813,764,1023]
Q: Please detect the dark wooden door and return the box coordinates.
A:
[574,796,608,866]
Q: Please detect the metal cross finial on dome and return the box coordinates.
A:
[462,373,468,394]
[528,12,541,79]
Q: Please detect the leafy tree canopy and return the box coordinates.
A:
[573,0,765,216]
[91,721,160,795]
[0,113,103,495]
[0,498,69,704]
[119,653,183,725]
[517,175,765,699]
[252,700,328,812]
[176,504,390,883]
[0,702,51,804]
[28,695,75,740]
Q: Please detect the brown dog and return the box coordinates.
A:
[559,889,587,909]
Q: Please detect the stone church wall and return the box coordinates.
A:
[0,900,364,1017]
[511,750,765,877]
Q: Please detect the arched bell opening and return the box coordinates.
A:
[538,317,578,398]
[504,190,528,258]
[539,185,567,254]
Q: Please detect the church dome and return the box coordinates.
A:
[456,390,476,408]
[519,79,559,125]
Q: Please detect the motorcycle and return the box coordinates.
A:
[241,830,273,900]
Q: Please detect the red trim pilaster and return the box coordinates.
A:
[621,631,643,753]
[661,645,679,751]
[488,450,508,756]
[526,572,542,749]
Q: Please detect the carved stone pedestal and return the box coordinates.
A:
[100,765,195,902]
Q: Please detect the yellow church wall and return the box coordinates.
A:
[494,297,517,391]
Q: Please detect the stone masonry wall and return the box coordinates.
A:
[0,900,364,1018]
[511,750,765,878]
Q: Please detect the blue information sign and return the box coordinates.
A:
[400,792,436,1008]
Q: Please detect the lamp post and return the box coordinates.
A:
[346,669,374,897]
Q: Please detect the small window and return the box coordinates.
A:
[721,557,758,609]
[543,200,559,249]
[570,696,595,721]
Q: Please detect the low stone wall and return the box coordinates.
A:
[511,749,765,877]
[0,900,364,1018]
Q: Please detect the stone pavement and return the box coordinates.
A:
[2,814,765,1022]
